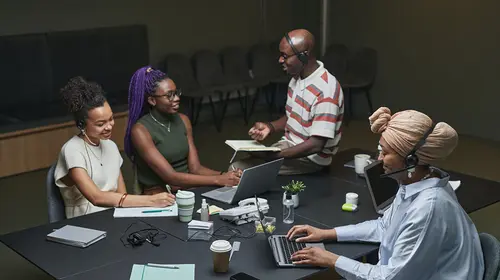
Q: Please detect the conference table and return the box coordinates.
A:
[1,148,499,279]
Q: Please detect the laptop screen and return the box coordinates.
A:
[364,161,399,208]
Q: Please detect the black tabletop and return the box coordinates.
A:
[331,148,500,214]
[3,148,498,279]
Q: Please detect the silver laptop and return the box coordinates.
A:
[201,158,284,205]
[255,196,325,267]
[363,160,400,215]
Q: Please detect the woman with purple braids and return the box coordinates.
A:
[125,67,241,195]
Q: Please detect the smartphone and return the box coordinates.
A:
[230,272,260,280]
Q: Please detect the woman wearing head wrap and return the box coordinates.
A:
[286,107,484,280]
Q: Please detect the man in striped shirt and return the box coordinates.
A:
[233,29,344,175]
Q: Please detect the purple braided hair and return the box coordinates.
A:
[125,66,167,160]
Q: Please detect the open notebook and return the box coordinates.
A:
[226,140,280,163]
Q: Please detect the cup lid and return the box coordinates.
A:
[176,190,195,199]
[346,192,358,199]
[210,240,232,253]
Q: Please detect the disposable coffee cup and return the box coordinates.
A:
[354,154,371,175]
[210,240,232,273]
[176,190,195,223]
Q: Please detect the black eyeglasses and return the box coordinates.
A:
[151,89,182,101]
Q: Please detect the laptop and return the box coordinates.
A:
[201,158,284,204]
[255,197,325,267]
[363,160,400,215]
[46,225,106,248]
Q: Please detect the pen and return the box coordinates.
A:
[146,263,179,269]
[165,184,172,194]
[142,209,172,213]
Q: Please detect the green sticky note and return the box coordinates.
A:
[130,264,195,280]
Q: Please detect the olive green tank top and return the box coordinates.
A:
[135,110,189,188]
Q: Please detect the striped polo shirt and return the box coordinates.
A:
[283,61,344,166]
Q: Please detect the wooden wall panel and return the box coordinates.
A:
[0,112,128,178]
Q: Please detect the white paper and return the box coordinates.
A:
[225,140,281,152]
[113,204,178,218]
[449,180,461,191]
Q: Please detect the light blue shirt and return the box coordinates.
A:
[334,169,484,280]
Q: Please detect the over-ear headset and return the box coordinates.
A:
[284,33,308,65]
[380,123,436,178]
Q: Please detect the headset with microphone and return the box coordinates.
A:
[284,32,309,65]
[380,123,436,179]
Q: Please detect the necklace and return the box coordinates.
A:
[84,141,103,166]
[150,113,171,132]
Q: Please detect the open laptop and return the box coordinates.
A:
[363,160,400,215]
[255,196,325,267]
[201,158,284,205]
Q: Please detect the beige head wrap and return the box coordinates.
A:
[369,107,458,165]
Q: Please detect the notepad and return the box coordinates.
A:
[226,140,281,152]
[129,264,194,280]
[114,204,178,218]
[196,205,224,215]
[46,225,106,248]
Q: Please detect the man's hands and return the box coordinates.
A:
[248,122,272,141]
[291,247,339,267]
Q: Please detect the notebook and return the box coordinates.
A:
[113,204,178,218]
[129,264,195,280]
[226,140,281,163]
[46,225,106,248]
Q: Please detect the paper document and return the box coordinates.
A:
[114,204,178,218]
[129,264,194,280]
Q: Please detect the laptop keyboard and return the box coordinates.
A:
[278,236,306,264]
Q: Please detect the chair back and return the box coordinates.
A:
[480,233,500,280]
[248,44,282,81]
[46,164,66,223]
[192,50,226,88]
[323,44,349,83]
[165,53,200,91]
[221,47,252,84]
[347,47,377,87]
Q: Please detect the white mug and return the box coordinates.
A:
[354,154,371,175]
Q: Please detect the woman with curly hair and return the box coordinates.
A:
[54,76,175,219]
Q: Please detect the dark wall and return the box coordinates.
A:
[0,0,296,65]
[329,0,500,141]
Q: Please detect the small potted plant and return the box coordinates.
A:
[282,180,306,208]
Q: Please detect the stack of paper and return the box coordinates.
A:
[46,225,106,248]
[129,264,194,280]
[114,204,178,218]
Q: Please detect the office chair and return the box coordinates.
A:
[46,164,66,223]
[479,232,500,280]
